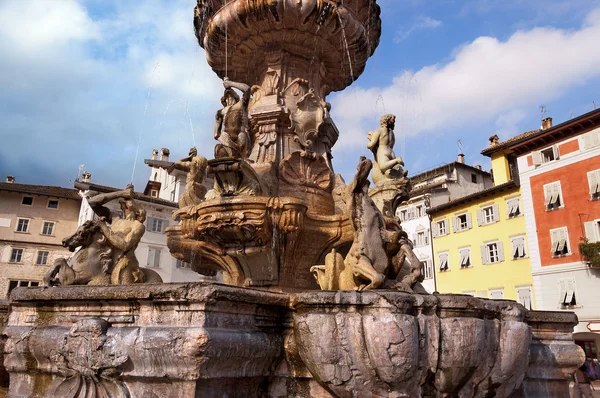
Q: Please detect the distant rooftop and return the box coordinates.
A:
[410,161,490,186]
[427,181,517,215]
[481,108,600,156]
[0,181,80,200]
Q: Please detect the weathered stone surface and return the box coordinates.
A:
[0,301,9,395]
[290,291,582,398]
[4,283,288,398]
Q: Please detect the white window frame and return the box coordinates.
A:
[506,197,521,218]
[489,288,504,300]
[581,128,600,150]
[147,247,162,268]
[414,230,428,247]
[517,286,533,310]
[543,181,563,211]
[47,199,59,210]
[36,250,49,265]
[150,189,159,198]
[481,241,504,264]
[558,277,577,308]
[147,217,167,234]
[41,221,55,236]
[550,227,570,257]
[21,196,34,206]
[15,218,30,233]
[587,169,600,201]
[434,219,448,237]
[7,280,40,294]
[453,212,472,233]
[459,247,471,269]
[511,235,527,259]
[438,252,449,272]
[477,204,499,226]
[9,248,24,263]
[421,259,434,280]
[583,219,600,243]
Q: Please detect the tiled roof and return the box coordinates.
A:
[74,181,178,208]
[0,182,80,200]
[480,129,541,156]
[410,161,490,185]
[427,181,517,215]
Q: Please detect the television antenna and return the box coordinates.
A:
[539,105,547,120]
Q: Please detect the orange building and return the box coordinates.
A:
[481,109,600,374]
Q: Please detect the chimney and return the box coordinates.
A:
[160,148,170,162]
[5,175,15,184]
[542,117,553,130]
[489,134,500,146]
[457,154,465,164]
[152,149,159,160]
[81,172,91,183]
[475,165,482,170]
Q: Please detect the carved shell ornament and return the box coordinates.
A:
[280,151,333,192]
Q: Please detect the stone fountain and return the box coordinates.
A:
[1,1,584,397]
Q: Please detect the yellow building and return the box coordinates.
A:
[428,146,535,308]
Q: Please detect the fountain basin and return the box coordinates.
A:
[290,291,584,397]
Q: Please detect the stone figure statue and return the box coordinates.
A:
[311,157,425,292]
[367,114,408,183]
[214,77,252,159]
[44,185,163,286]
[173,147,208,211]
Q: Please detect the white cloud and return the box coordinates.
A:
[394,16,442,42]
[332,7,600,151]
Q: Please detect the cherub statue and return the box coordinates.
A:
[173,146,208,212]
[44,185,163,286]
[367,114,408,183]
[214,78,252,159]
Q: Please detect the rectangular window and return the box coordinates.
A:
[16,218,29,233]
[587,170,600,201]
[150,189,159,198]
[416,205,423,217]
[471,173,477,184]
[47,199,59,209]
[511,236,527,259]
[490,289,504,300]
[532,145,559,165]
[400,210,407,221]
[170,190,176,202]
[584,221,600,243]
[21,196,33,206]
[481,241,504,264]
[506,197,521,218]
[421,259,434,280]
[550,227,570,257]
[8,280,39,294]
[453,213,472,232]
[416,231,426,247]
[459,247,471,268]
[517,286,533,310]
[582,129,600,150]
[147,217,166,233]
[36,251,49,265]
[477,205,499,226]
[438,252,449,272]
[10,248,23,263]
[41,221,55,236]
[434,219,448,237]
[558,277,577,307]
[543,181,563,210]
[176,259,191,269]
[147,247,162,268]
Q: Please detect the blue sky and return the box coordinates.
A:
[1,0,599,189]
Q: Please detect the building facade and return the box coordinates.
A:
[482,110,600,372]
[429,147,534,306]
[0,177,81,298]
[397,159,493,292]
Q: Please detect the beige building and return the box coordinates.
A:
[0,176,81,298]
